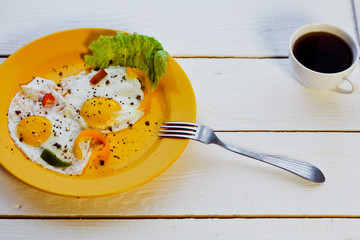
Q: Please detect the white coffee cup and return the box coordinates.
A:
[289,24,359,94]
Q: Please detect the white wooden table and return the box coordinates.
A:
[1,0,360,239]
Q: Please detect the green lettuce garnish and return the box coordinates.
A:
[84,32,170,89]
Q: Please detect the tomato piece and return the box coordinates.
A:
[90,69,107,85]
[42,93,55,107]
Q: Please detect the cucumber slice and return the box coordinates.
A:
[40,149,72,168]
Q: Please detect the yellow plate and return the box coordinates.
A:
[0,28,196,197]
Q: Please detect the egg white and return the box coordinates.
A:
[60,66,144,132]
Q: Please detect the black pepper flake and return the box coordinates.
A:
[145,121,150,126]
[59,71,63,76]
[108,126,113,132]
[19,137,23,142]
[53,143,62,149]
[106,80,110,85]
[114,155,120,159]
[15,110,21,115]
[136,95,141,101]
[100,160,105,166]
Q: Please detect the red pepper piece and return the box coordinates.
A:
[90,69,107,85]
[42,93,55,107]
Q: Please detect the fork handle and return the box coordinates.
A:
[213,138,325,183]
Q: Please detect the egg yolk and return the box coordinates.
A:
[17,116,52,146]
[80,97,122,129]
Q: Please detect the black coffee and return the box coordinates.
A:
[293,32,353,73]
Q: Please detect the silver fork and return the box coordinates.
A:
[158,122,325,183]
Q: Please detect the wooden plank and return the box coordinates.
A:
[0,132,359,217]
[0,0,356,56]
[3,57,360,131]
[178,58,360,130]
[1,218,360,240]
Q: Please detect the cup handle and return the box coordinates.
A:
[333,77,356,94]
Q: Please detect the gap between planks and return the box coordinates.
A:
[352,0,360,43]
[2,55,359,59]
[0,55,289,59]
[214,130,360,133]
[2,215,360,220]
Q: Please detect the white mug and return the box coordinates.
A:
[289,24,359,94]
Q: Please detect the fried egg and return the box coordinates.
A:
[61,66,144,132]
[7,66,147,175]
[7,78,92,175]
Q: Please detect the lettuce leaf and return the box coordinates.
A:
[84,32,170,89]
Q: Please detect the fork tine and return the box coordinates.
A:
[163,122,198,127]
[158,134,194,139]
[159,129,196,136]
[160,125,197,131]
